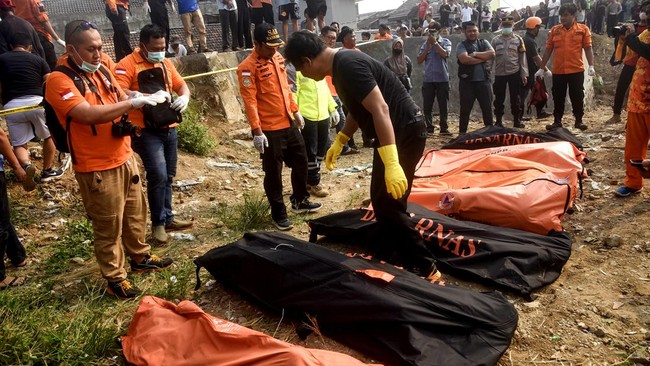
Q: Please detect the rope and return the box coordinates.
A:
[0,67,238,117]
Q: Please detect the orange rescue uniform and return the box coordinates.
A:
[624,30,650,190]
[13,0,51,41]
[237,49,298,131]
[44,66,131,173]
[545,22,592,74]
[114,48,186,128]
[374,34,393,41]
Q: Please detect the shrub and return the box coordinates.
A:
[177,101,217,156]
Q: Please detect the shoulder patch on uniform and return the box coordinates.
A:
[242,77,252,87]
[60,88,74,100]
[115,68,127,75]
[242,71,251,76]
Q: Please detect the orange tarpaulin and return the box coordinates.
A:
[122,296,381,366]
[409,142,586,235]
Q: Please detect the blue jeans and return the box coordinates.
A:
[132,128,178,226]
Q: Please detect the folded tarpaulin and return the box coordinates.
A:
[442,124,583,151]
[195,231,519,366]
[307,203,572,297]
[122,295,379,366]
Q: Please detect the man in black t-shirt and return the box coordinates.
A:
[0,1,44,58]
[522,17,552,119]
[285,31,441,282]
[0,32,63,186]
[439,0,452,27]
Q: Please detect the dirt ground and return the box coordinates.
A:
[4,34,649,365]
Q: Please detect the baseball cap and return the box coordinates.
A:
[253,23,284,47]
[0,0,15,9]
[502,16,514,27]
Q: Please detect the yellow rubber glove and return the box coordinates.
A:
[377,144,408,199]
[325,132,350,171]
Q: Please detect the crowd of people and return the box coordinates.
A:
[0,0,649,301]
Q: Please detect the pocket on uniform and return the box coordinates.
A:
[260,79,275,94]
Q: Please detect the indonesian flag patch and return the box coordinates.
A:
[60,88,74,101]
[115,68,127,75]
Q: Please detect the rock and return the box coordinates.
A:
[577,322,589,330]
[601,135,612,142]
[71,257,85,264]
[223,185,235,191]
[523,301,541,308]
[238,317,247,324]
[603,235,623,248]
[612,301,625,310]
[593,328,606,338]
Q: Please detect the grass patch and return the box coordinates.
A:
[177,101,217,156]
[215,191,270,235]
[0,281,128,365]
[45,219,95,275]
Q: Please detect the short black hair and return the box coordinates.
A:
[361,31,371,38]
[9,32,31,49]
[320,25,335,37]
[462,21,477,30]
[139,24,166,45]
[285,30,327,69]
[330,21,340,28]
[558,3,577,15]
[428,21,441,30]
[337,26,354,43]
[378,24,389,31]
[64,20,99,46]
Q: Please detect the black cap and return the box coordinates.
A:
[253,23,284,47]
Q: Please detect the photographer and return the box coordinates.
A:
[614,0,650,197]
[115,24,192,244]
[605,10,648,124]
[45,20,174,299]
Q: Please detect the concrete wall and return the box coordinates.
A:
[357,30,595,117]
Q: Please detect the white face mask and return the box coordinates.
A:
[640,12,647,20]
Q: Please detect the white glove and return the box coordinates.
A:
[56,39,66,47]
[534,69,545,79]
[131,95,162,108]
[143,0,151,13]
[294,111,305,129]
[152,90,172,103]
[330,110,340,128]
[253,133,269,154]
[588,65,595,76]
[544,69,552,78]
[128,91,143,99]
[170,95,190,112]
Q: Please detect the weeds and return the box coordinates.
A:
[45,219,95,275]
[177,101,217,156]
[215,191,270,235]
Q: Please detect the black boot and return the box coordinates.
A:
[574,120,588,131]
[495,116,503,126]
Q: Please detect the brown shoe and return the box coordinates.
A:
[307,184,329,197]
[152,225,168,243]
[165,218,193,231]
[22,164,36,192]
[605,114,621,124]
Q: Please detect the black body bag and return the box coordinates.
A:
[307,203,573,298]
[137,66,182,129]
[442,124,584,151]
[195,231,518,366]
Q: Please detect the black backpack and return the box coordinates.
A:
[42,64,113,164]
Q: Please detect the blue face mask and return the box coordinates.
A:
[502,27,513,35]
[72,47,101,73]
[143,44,165,63]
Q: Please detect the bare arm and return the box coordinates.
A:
[532,54,543,67]
[458,52,486,64]
[473,49,495,60]
[584,46,594,67]
[41,21,62,42]
[360,86,395,146]
[0,129,26,180]
[341,112,359,140]
[539,47,554,71]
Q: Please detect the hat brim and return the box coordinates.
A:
[264,40,284,47]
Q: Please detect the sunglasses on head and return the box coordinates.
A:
[71,21,98,35]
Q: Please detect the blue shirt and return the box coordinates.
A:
[176,0,199,14]
[0,154,4,172]
[418,37,452,83]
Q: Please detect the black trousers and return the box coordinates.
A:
[150,0,170,49]
[261,126,309,221]
[422,81,449,131]
[459,79,494,133]
[0,173,27,282]
[220,9,238,50]
[37,33,56,70]
[105,4,133,61]
[613,64,636,115]
[236,0,253,49]
[493,72,522,123]
[552,72,584,125]
[301,117,330,186]
[606,13,618,37]
[370,117,433,274]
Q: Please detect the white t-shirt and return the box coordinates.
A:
[217,0,237,11]
[168,44,188,57]
[461,7,473,22]
[548,0,560,16]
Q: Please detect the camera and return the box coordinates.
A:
[612,25,627,37]
[112,114,142,138]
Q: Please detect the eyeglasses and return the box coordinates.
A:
[71,21,98,36]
